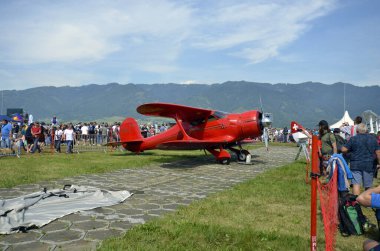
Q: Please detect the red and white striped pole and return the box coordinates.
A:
[310,135,319,251]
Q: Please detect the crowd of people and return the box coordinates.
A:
[313,116,380,251]
[316,116,380,191]
[0,115,171,155]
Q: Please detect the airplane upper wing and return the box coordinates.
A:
[137,103,213,122]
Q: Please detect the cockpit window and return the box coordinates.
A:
[208,115,217,122]
[213,111,229,118]
[190,111,229,126]
[190,118,206,126]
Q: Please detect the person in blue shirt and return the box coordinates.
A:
[1,119,12,148]
[357,183,380,251]
[342,123,380,195]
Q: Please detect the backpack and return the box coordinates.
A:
[338,193,367,236]
[89,125,95,134]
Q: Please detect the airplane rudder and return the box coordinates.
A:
[120,117,143,141]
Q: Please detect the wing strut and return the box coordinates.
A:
[174,115,195,141]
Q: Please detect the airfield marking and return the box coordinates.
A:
[0,146,298,251]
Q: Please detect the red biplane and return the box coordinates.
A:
[111,103,272,164]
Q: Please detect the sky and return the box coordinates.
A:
[0,0,379,90]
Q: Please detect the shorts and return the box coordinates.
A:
[351,170,374,188]
[369,244,380,251]
[26,137,34,145]
[371,193,380,209]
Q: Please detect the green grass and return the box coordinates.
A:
[99,161,377,251]
[0,149,206,188]
[0,142,265,188]
[2,143,374,250]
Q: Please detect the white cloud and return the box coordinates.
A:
[0,0,194,65]
[0,0,340,89]
[0,0,337,66]
[193,0,337,63]
[180,80,198,85]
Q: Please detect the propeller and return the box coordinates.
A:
[262,113,272,151]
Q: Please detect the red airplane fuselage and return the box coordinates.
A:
[119,109,263,163]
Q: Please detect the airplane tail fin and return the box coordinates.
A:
[117,117,144,152]
[120,117,144,142]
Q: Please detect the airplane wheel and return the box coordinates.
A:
[219,158,231,165]
[237,150,250,162]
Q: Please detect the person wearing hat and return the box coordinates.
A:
[318,120,337,174]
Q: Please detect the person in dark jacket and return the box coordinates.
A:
[342,123,380,195]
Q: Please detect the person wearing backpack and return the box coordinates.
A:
[333,128,347,153]
[333,128,350,163]
[88,122,96,145]
[342,123,380,195]
[318,120,337,173]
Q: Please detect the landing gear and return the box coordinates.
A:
[219,157,231,165]
[207,147,231,165]
[229,147,252,163]
[237,150,250,162]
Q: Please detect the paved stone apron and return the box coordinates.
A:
[0,146,298,251]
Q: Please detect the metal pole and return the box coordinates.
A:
[343,83,346,113]
[310,135,319,251]
[51,126,55,154]
[1,90,3,114]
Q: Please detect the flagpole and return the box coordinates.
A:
[1,90,3,115]
[343,83,346,112]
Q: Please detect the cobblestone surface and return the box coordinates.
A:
[0,146,298,251]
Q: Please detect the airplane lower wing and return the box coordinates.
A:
[104,140,143,147]
[157,140,228,150]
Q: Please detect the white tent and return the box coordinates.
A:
[330,110,354,129]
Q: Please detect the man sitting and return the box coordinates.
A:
[357,184,380,251]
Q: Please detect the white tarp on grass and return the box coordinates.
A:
[0,185,132,234]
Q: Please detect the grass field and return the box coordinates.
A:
[0,149,207,188]
[0,142,269,188]
[99,161,378,251]
[1,143,377,250]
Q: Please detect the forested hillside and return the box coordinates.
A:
[2,81,379,128]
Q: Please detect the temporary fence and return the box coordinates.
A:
[310,135,340,251]
[54,133,123,153]
[0,148,18,158]
[0,138,20,158]
[0,128,129,157]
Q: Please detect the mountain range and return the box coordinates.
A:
[1,81,379,128]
